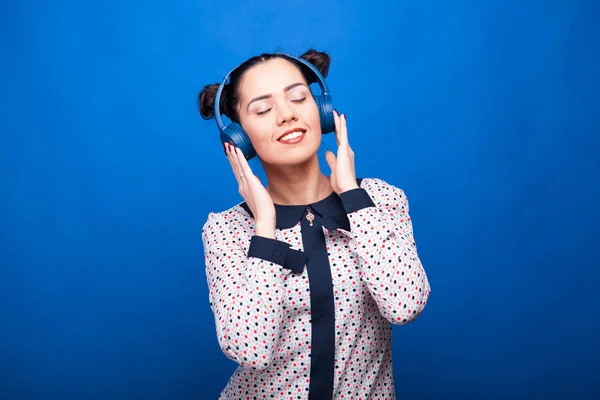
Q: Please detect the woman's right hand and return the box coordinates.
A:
[225,143,277,239]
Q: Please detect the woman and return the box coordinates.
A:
[198,49,431,399]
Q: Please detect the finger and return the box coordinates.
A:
[229,145,244,179]
[325,151,337,183]
[325,150,337,171]
[226,144,242,186]
[339,114,348,147]
[234,146,254,179]
[232,147,251,194]
[333,110,341,147]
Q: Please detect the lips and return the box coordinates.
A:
[278,131,306,145]
[277,128,306,141]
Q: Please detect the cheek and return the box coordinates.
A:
[243,118,273,144]
[302,101,322,129]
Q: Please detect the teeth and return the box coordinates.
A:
[279,131,304,141]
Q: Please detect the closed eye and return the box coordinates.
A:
[254,96,306,115]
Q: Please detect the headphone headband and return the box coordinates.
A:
[214,53,329,132]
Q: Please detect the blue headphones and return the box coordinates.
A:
[213,54,335,160]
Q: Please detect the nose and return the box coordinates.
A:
[276,102,298,126]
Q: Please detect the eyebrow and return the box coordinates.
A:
[246,82,308,111]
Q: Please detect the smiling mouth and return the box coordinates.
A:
[278,130,306,144]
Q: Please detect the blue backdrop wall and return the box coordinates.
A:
[1,0,599,398]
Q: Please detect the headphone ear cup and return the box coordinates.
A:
[313,94,335,134]
[220,122,257,160]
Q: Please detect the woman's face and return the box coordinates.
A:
[237,58,322,166]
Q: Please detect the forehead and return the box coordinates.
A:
[239,58,307,102]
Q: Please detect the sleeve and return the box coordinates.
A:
[337,178,431,325]
[201,211,305,370]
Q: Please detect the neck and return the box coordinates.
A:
[262,155,332,206]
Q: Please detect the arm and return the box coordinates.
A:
[338,178,431,325]
[202,211,305,370]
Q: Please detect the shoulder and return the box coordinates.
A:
[358,177,409,209]
[202,202,253,235]
[358,177,406,198]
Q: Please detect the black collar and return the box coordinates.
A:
[239,178,362,230]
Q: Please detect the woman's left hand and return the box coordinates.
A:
[326,110,360,195]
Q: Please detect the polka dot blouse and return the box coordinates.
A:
[202,177,431,399]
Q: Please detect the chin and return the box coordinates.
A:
[263,140,320,167]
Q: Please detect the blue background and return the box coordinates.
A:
[1,0,599,398]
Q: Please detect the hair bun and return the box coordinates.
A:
[197,83,220,120]
[299,49,331,78]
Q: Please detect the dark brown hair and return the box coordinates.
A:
[197,49,331,123]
